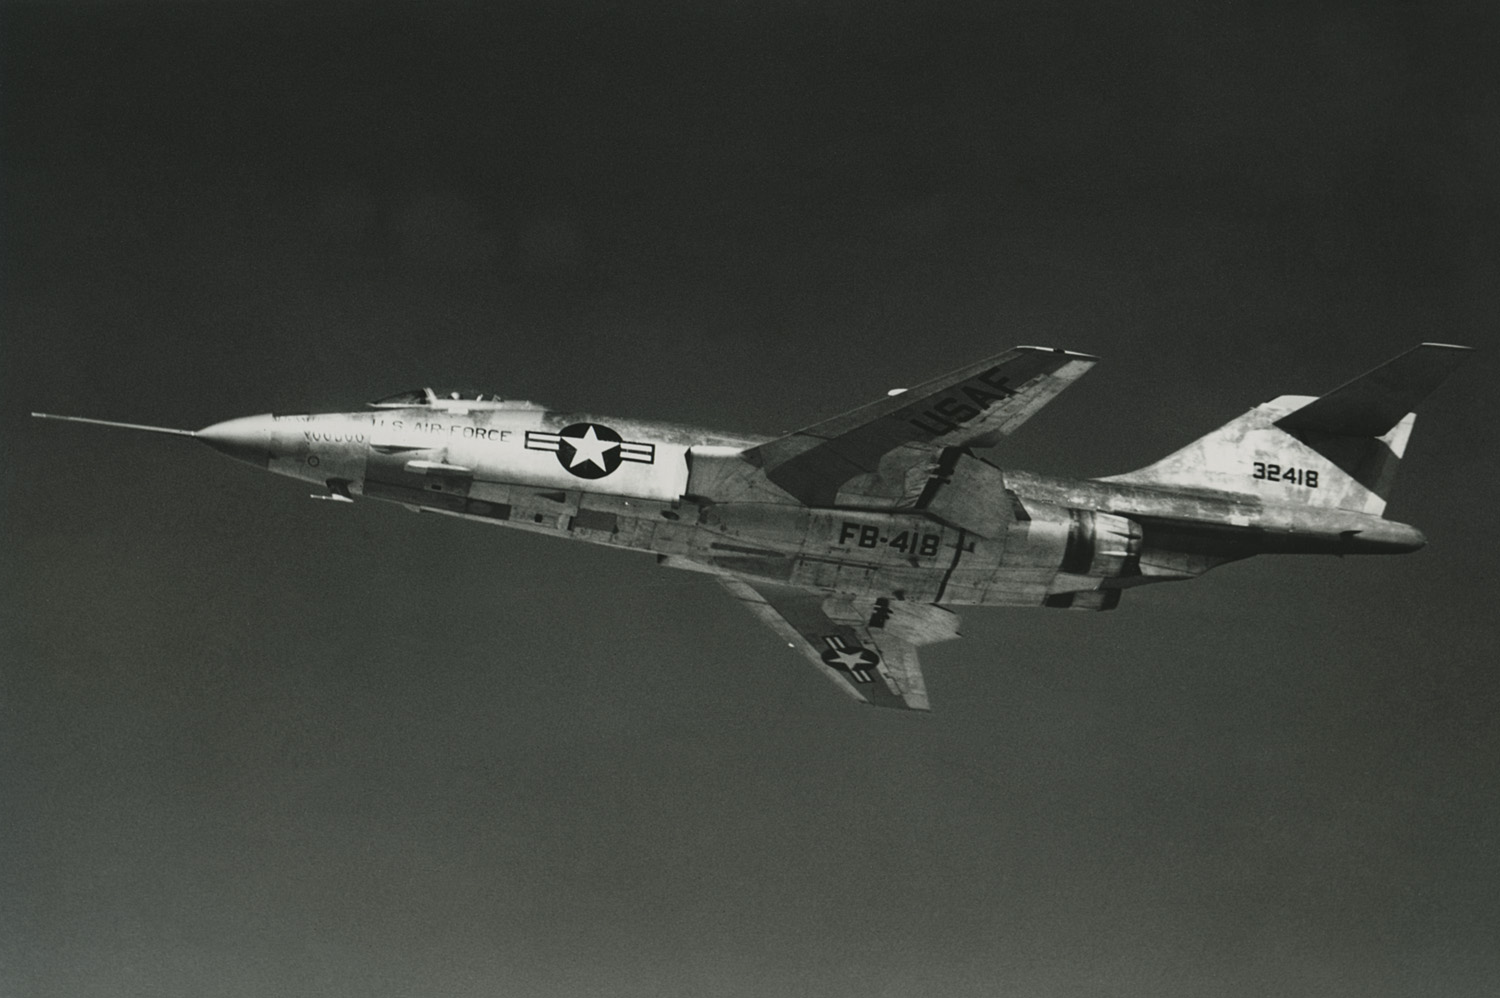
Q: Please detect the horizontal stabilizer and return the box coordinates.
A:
[1276,343,1473,438]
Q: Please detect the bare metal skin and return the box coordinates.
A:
[33,343,1469,711]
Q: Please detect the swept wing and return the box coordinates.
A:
[717,578,962,711]
[741,345,1096,507]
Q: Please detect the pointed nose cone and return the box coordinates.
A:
[196,414,277,467]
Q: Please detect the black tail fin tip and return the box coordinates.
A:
[1100,342,1471,517]
[1276,343,1473,438]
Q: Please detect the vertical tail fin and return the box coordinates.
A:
[1099,343,1471,517]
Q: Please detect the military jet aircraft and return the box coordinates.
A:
[33,343,1469,710]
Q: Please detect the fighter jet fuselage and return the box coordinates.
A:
[34,343,1469,710]
[189,401,1424,608]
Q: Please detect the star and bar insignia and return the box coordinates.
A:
[819,635,882,683]
[525,422,655,479]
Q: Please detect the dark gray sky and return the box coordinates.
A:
[4,3,1498,996]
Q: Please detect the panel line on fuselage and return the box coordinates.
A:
[933,527,970,603]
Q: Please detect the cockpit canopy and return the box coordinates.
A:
[367,388,540,411]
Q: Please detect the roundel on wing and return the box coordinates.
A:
[820,644,882,673]
[555,422,624,479]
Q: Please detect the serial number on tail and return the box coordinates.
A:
[1252,462,1319,487]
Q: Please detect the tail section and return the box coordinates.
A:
[1100,343,1471,516]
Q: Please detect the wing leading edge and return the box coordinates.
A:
[742,345,1096,507]
[718,578,961,711]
